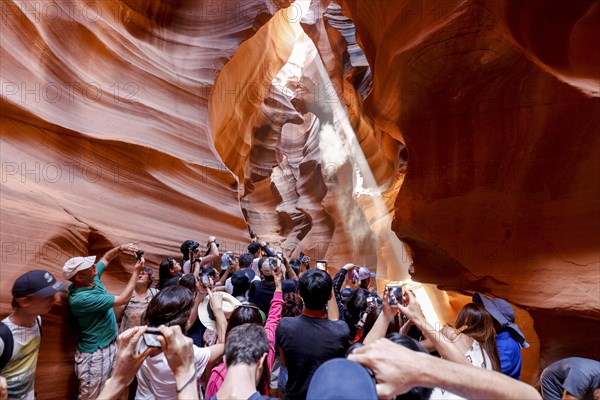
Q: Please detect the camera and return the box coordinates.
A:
[143,327,163,348]
[269,257,281,270]
[135,250,144,261]
[366,296,377,311]
[386,284,403,306]
[226,251,236,265]
[189,241,200,254]
[201,274,211,288]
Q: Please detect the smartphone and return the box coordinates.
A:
[201,274,211,288]
[269,257,281,272]
[143,327,162,348]
[316,260,328,272]
[276,252,284,260]
[386,284,403,306]
[366,296,377,311]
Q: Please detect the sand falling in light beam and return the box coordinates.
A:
[313,84,411,283]
[313,72,441,326]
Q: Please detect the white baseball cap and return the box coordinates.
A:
[63,256,96,280]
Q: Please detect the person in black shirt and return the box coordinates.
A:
[275,269,349,400]
[249,258,277,314]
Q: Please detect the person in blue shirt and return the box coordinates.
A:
[473,293,529,380]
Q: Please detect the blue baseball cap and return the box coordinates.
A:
[307,358,377,399]
[12,270,64,298]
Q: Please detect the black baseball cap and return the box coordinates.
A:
[12,270,64,298]
[248,242,260,254]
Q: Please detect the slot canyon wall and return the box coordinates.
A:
[0,0,598,398]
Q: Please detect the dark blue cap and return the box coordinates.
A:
[12,270,64,298]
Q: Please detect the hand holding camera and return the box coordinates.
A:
[397,290,425,325]
[119,242,140,255]
[134,252,145,272]
[381,288,399,320]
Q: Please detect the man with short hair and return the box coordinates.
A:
[225,253,259,295]
[0,270,63,400]
[211,324,275,400]
[248,258,277,314]
[276,269,349,400]
[248,241,275,273]
[357,266,375,290]
[64,242,144,399]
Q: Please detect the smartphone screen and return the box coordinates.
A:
[316,260,328,271]
[386,284,403,306]
[143,327,162,348]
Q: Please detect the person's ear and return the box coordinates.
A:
[255,352,268,382]
[16,296,32,308]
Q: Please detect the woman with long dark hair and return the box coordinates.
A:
[157,258,182,290]
[135,286,225,399]
[399,292,500,399]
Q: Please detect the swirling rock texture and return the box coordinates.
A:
[339,0,600,376]
[0,0,598,397]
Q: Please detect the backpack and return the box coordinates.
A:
[0,316,42,372]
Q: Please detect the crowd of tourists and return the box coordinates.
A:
[1,238,598,400]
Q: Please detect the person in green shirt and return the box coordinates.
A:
[63,242,144,400]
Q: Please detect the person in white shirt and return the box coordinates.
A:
[135,286,226,399]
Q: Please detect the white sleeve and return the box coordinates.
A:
[135,368,154,400]
[194,346,212,376]
[225,278,233,295]
[183,260,191,275]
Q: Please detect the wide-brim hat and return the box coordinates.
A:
[473,292,529,348]
[198,292,242,331]
[63,256,96,280]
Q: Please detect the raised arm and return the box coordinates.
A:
[327,286,340,321]
[99,242,139,266]
[260,241,275,257]
[398,291,470,367]
[185,278,208,333]
[332,264,353,321]
[208,288,227,344]
[98,326,155,399]
[113,257,145,307]
[363,290,397,344]
[282,256,298,281]
[265,267,284,370]
[349,338,541,400]
[198,241,221,268]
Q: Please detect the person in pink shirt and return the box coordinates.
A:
[205,265,284,397]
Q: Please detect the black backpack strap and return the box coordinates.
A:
[0,321,15,372]
[35,316,42,336]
